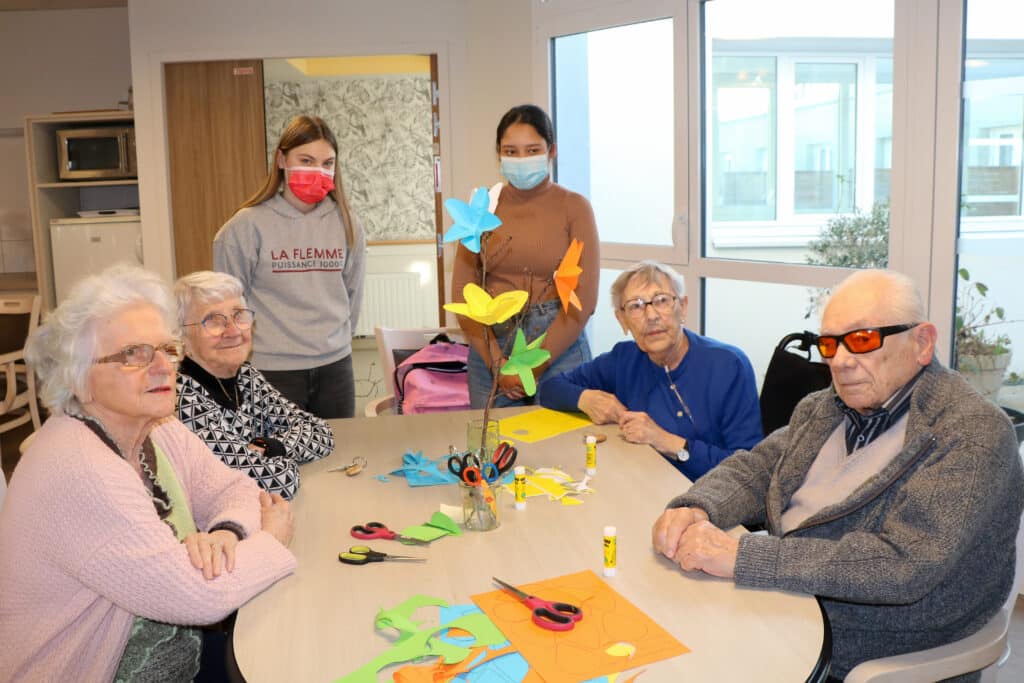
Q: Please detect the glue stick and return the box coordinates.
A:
[603,526,617,576]
[513,466,527,510]
[585,435,598,475]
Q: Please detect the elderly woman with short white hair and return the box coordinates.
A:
[539,260,763,480]
[174,270,334,500]
[0,264,296,682]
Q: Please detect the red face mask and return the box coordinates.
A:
[286,167,335,204]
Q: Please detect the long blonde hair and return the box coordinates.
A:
[240,114,356,247]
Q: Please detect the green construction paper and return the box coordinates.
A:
[500,330,551,396]
[335,594,506,683]
[399,524,451,543]
[375,594,448,641]
[443,612,508,650]
[400,510,462,543]
[427,511,462,535]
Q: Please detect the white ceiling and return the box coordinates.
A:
[0,0,125,10]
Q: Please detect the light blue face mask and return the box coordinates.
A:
[500,154,550,190]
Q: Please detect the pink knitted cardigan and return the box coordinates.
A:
[0,416,297,682]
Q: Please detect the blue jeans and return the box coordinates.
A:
[467,300,592,409]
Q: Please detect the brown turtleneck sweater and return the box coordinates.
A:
[450,178,600,367]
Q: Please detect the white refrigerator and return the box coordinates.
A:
[50,216,143,303]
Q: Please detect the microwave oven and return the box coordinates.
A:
[56,126,137,181]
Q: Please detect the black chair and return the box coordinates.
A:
[759,331,832,436]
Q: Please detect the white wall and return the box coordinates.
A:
[0,8,131,274]
[127,0,535,290]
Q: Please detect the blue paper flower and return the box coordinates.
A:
[443,186,502,253]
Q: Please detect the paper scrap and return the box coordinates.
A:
[439,503,465,524]
[400,511,462,543]
[471,570,689,683]
[335,594,506,683]
[499,408,592,443]
[606,642,637,658]
[389,450,460,487]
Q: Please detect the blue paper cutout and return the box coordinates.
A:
[375,474,390,482]
[389,450,461,487]
[443,187,501,253]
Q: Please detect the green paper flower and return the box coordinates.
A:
[500,330,551,397]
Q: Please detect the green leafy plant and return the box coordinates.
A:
[955,268,1012,358]
[804,202,889,317]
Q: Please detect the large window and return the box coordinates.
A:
[705,0,894,266]
[552,18,675,247]
[954,0,1024,399]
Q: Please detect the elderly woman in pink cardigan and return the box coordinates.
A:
[0,265,297,682]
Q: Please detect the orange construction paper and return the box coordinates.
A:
[471,570,688,683]
[554,239,584,313]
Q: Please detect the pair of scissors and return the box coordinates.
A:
[447,451,500,485]
[351,521,429,545]
[492,577,584,632]
[492,442,518,475]
[338,546,426,566]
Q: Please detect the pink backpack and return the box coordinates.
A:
[395,338,470,414]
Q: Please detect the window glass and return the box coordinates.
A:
[553,19,674,246]
[793,63,857,214]
[704,0,894,266]
[711,56,777,222]
[954,1,1024,397]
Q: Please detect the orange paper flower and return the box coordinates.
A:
[554,238,584,313]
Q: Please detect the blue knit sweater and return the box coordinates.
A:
[538,330,764,479]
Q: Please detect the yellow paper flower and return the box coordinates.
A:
[444,283,528,326]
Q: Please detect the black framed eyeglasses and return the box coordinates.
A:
[183,309,256,336]
[620,293,678,319]
[815,323,918,359]
[94,341,185,368]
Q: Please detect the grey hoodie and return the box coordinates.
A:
[214,193,366,371]
[668,360,1023,679]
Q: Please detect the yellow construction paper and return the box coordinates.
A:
[499,408,592,444]
[471,570,688,683]
[560,496,583,506]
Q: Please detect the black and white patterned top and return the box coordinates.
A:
[176,358,334,499]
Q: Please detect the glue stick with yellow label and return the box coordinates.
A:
[585,435,597,475]
[513,466,527,510]
[603,526,617,576]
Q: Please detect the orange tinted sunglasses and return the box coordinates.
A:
[815,324,917,359]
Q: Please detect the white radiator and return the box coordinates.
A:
[354,271,426,337]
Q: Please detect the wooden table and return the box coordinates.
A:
[234,409,826,681]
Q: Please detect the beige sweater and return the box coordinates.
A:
[450,178,600,365]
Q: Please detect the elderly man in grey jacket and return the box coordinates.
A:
[652,269,1023,680]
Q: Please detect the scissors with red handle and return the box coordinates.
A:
[350,521,429,545]
[492,577,583,632]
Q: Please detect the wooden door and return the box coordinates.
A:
[165,60,266,277]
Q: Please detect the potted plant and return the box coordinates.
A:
[954,268,1013,400]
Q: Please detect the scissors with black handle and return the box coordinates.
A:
[351,521,430,545]
[492,577,584,632]
[492,442,518,475]
[447,452,500,485]
[338,546,426,566]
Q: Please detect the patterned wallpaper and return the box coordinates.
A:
[264,76,435,241]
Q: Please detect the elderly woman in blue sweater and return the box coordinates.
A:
[539,261,763,479]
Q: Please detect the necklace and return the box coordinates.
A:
[215,375,240,409]
[664,365,695,424]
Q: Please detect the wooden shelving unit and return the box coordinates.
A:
[24,110,137,309]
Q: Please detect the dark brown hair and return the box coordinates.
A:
[495,104,555,153]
